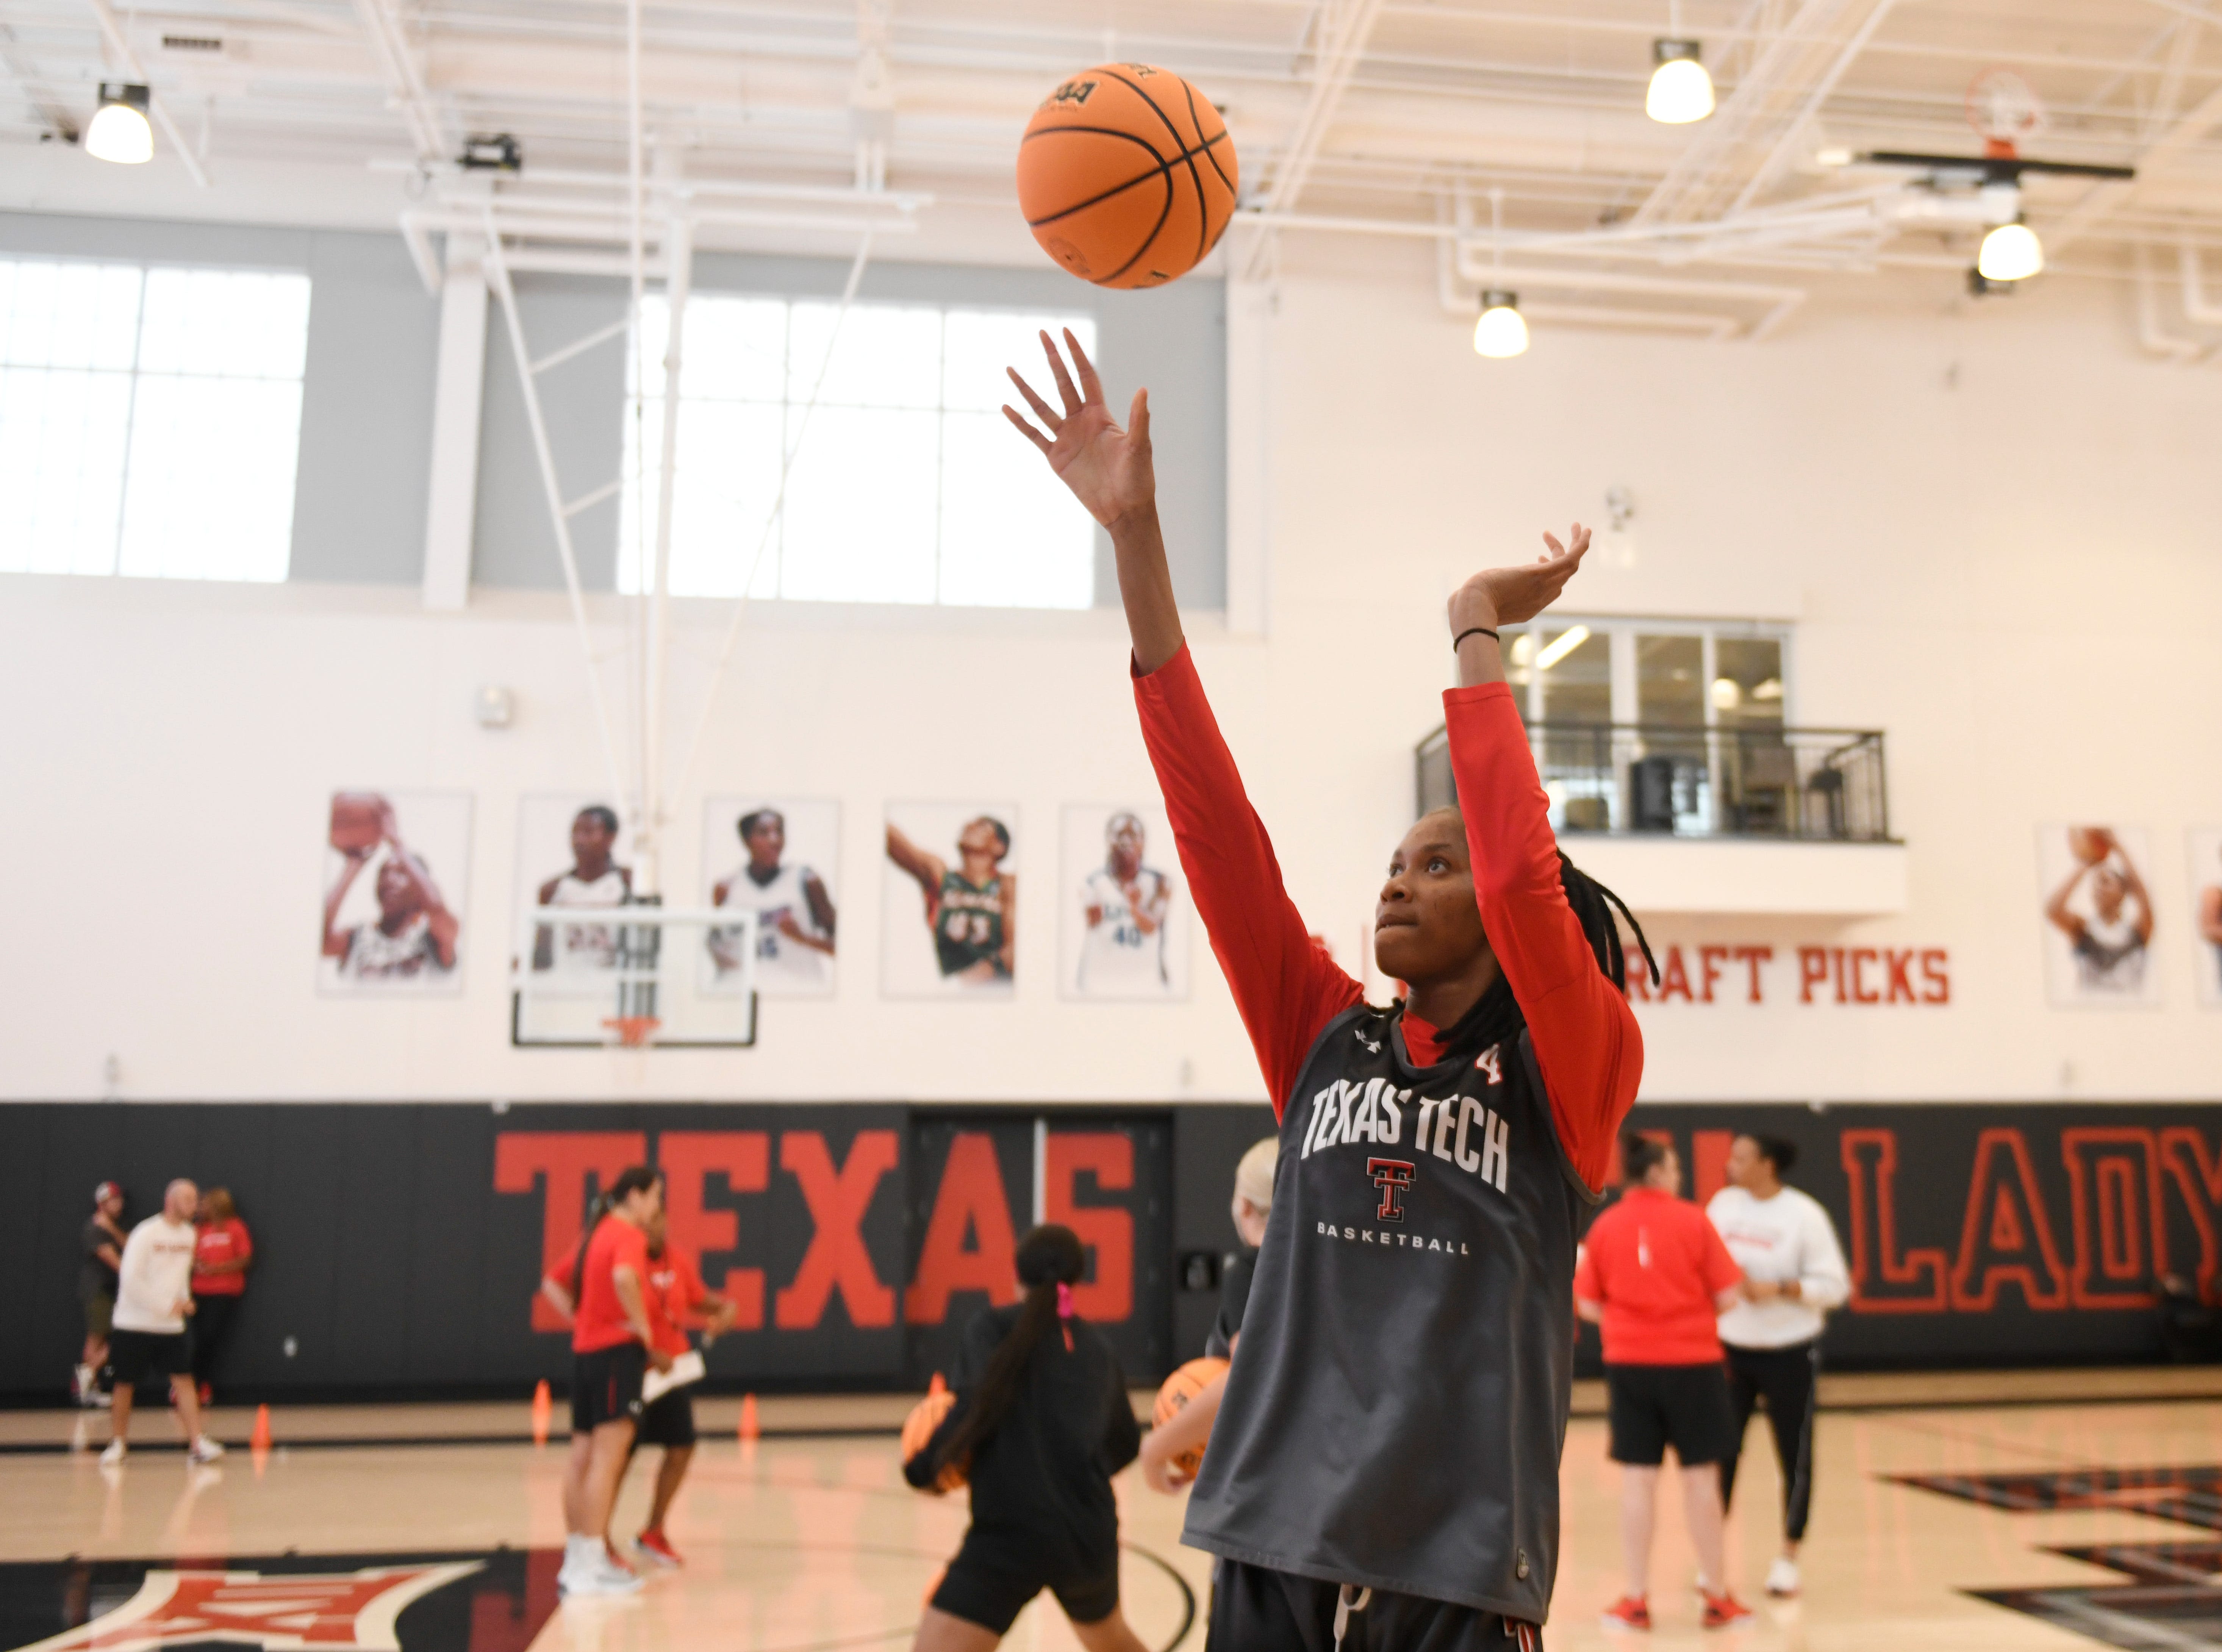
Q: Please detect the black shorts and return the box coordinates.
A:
[109,1329,190,1386]
[933,1524,1121,1635]
[1605,1361,1737,1467]
[634,1387,696,1449]
[1207,1559,1542,1652]
[570,1344,647,1433]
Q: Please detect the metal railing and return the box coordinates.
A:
[1416,721,1893,842]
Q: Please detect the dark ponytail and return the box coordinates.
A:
[570,1165,660,1297]
[934,1224,1086,1477]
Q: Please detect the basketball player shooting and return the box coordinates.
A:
[2044,827,2153,993]
[887,817,1016,984]
[1006,329,1654,1648]
[322,793,459,978]
[1079,813,1173,994]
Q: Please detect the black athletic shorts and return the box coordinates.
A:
[932,1523,1121,1635]
[570,1343,647,1433]
[1605,1361,1737,1467]
[1207,1559,1543,1652]
[634,1386,696,1449]
[109,1329,189,1385]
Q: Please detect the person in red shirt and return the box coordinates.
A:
[1003,332,1657,1649]
[546,1167,670,1598]
[188,1188,253,1406]
[1574,1138,1748,1630]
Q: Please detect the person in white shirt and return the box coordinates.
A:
[1706,1134,1849,1600]
[104,1180,224,1466]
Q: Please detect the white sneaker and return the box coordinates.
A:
[99,1439,126,1466]
[1765,1556,1800,1597]
[188,1436,225,1464]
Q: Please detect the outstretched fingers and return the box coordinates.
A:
[1039,328,1083,416]
[1128,386,1150,447]
[1007,366,1061,430]
[1001,404,1053,453]
[1066,328,1105,405]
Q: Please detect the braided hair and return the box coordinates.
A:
[931,1224,1086,1478]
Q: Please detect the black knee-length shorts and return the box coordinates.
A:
[933,1522,1121,1635]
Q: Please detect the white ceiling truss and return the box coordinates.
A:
[4,0,2222,348]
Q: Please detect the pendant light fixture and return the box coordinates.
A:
[85,83,155,164]
[1647,3,1714,125]
[1976,217,2044,282]
[1472,188,1529,358]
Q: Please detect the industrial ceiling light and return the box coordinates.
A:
[1977,217,2044,282]
[1474,289,1529,358]
[1647,40,1714,125]
[85,83,153,165]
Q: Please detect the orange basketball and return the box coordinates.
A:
[2068,826,2112,866]
[901,1388,965,1493]
[1017,64,1238,290]
[1151,1356,1229,1477]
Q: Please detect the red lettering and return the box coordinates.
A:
[494,1132,646,1332]
[904,1133,1021,1325]
[1850,947,1880,1004]
[1044,1132,1134,1322]
[1920,948,1950,1004]
[775,1131,899,1329]
[1698,946,1726,1003]
[1659,946,1693,1002]
[1733,944,1772,1003]
[1692,1130,1734,1206]
[1626,959,1652,1002]
[657,1132,768,1330]
[1884,949,1916,1004]
[1798,947,1829,1004]
[2157,1128,2222,1299]
[1831,948,1847,1003]
[2062,1129,2160,1309]
[1951,1129,2069,1311]
[1840,1129,1948,1312]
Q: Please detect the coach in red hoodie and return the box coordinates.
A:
[1575,1137,1747,1631]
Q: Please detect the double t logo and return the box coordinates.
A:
[1367,1157,1416,1223]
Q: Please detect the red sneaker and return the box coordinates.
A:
[197,1383,213,1408]
[634,1529,682,1569]
[1601,1596,1651,1631]
[1701,1591,1752,1629]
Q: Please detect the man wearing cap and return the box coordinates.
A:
[77,1183,127,1407]
[103,1179,224,1466]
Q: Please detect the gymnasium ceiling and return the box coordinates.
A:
[5,0,2222,330]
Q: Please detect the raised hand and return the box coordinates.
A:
[1448,523,1592,636]
[1003,329,1156,529]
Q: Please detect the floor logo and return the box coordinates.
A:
[1900,1466,2222,1650]
[1,1551,559,1652]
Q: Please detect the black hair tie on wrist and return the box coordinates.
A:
[1453,626,1500,650]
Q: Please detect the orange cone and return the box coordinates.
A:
[250,1404,273,1452]
[738,1393,760,1442]
[531,1380,552,1447]
[928,1371,947,1398]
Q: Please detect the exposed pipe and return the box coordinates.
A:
[1435,227,1744,342]
[348,0,442,160]
[2134,243,2202,364]
[2180,242,2222,326]
[640,213,691,903]
[398,211,441,295]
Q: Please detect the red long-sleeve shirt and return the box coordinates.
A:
[1132,646,1640,1192]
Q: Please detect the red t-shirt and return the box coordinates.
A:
[1573,1186,1742,1365]
[1132,646,1641,1191]
[645,1248,708,1357]
[569,1216,653,1353]
[191,1218,253,1297]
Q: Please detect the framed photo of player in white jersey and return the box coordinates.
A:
[701,797,840,998]
[2189,827,2222,1010]
[883,800,1018,998]
[515,794,636,994]
[2037,824,2162,1008]
[319,790,472,996]
[1059,803,1190,1002]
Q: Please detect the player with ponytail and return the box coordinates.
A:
[904,1224,1146,1652]
[1005,332,1658,1649]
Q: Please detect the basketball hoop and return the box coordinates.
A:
[601,1015,663,1049]
[1967,67,2045,159]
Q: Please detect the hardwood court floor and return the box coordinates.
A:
[8,1395,2222,1652]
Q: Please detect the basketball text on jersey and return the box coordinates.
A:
[1295,1044,1512,1196]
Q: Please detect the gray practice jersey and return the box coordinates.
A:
[1180,1003,1596,1621]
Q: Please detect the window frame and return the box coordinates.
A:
[1501,614,1795,732]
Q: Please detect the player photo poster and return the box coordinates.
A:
[2036,825,2162,1008]
[2190,827,2222,1010]
[514,794,636,992]
[1059,803,1191,1002]
[700,797,840,998]
[883,801,1018,997]
[319,791,472,996]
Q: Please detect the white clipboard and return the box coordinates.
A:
[641,1349,705,1405]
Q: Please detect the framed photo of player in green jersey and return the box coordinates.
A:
[884,800,1018,997]
[1059,802,1190,1002]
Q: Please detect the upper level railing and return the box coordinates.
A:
[1416,721,1893,842]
